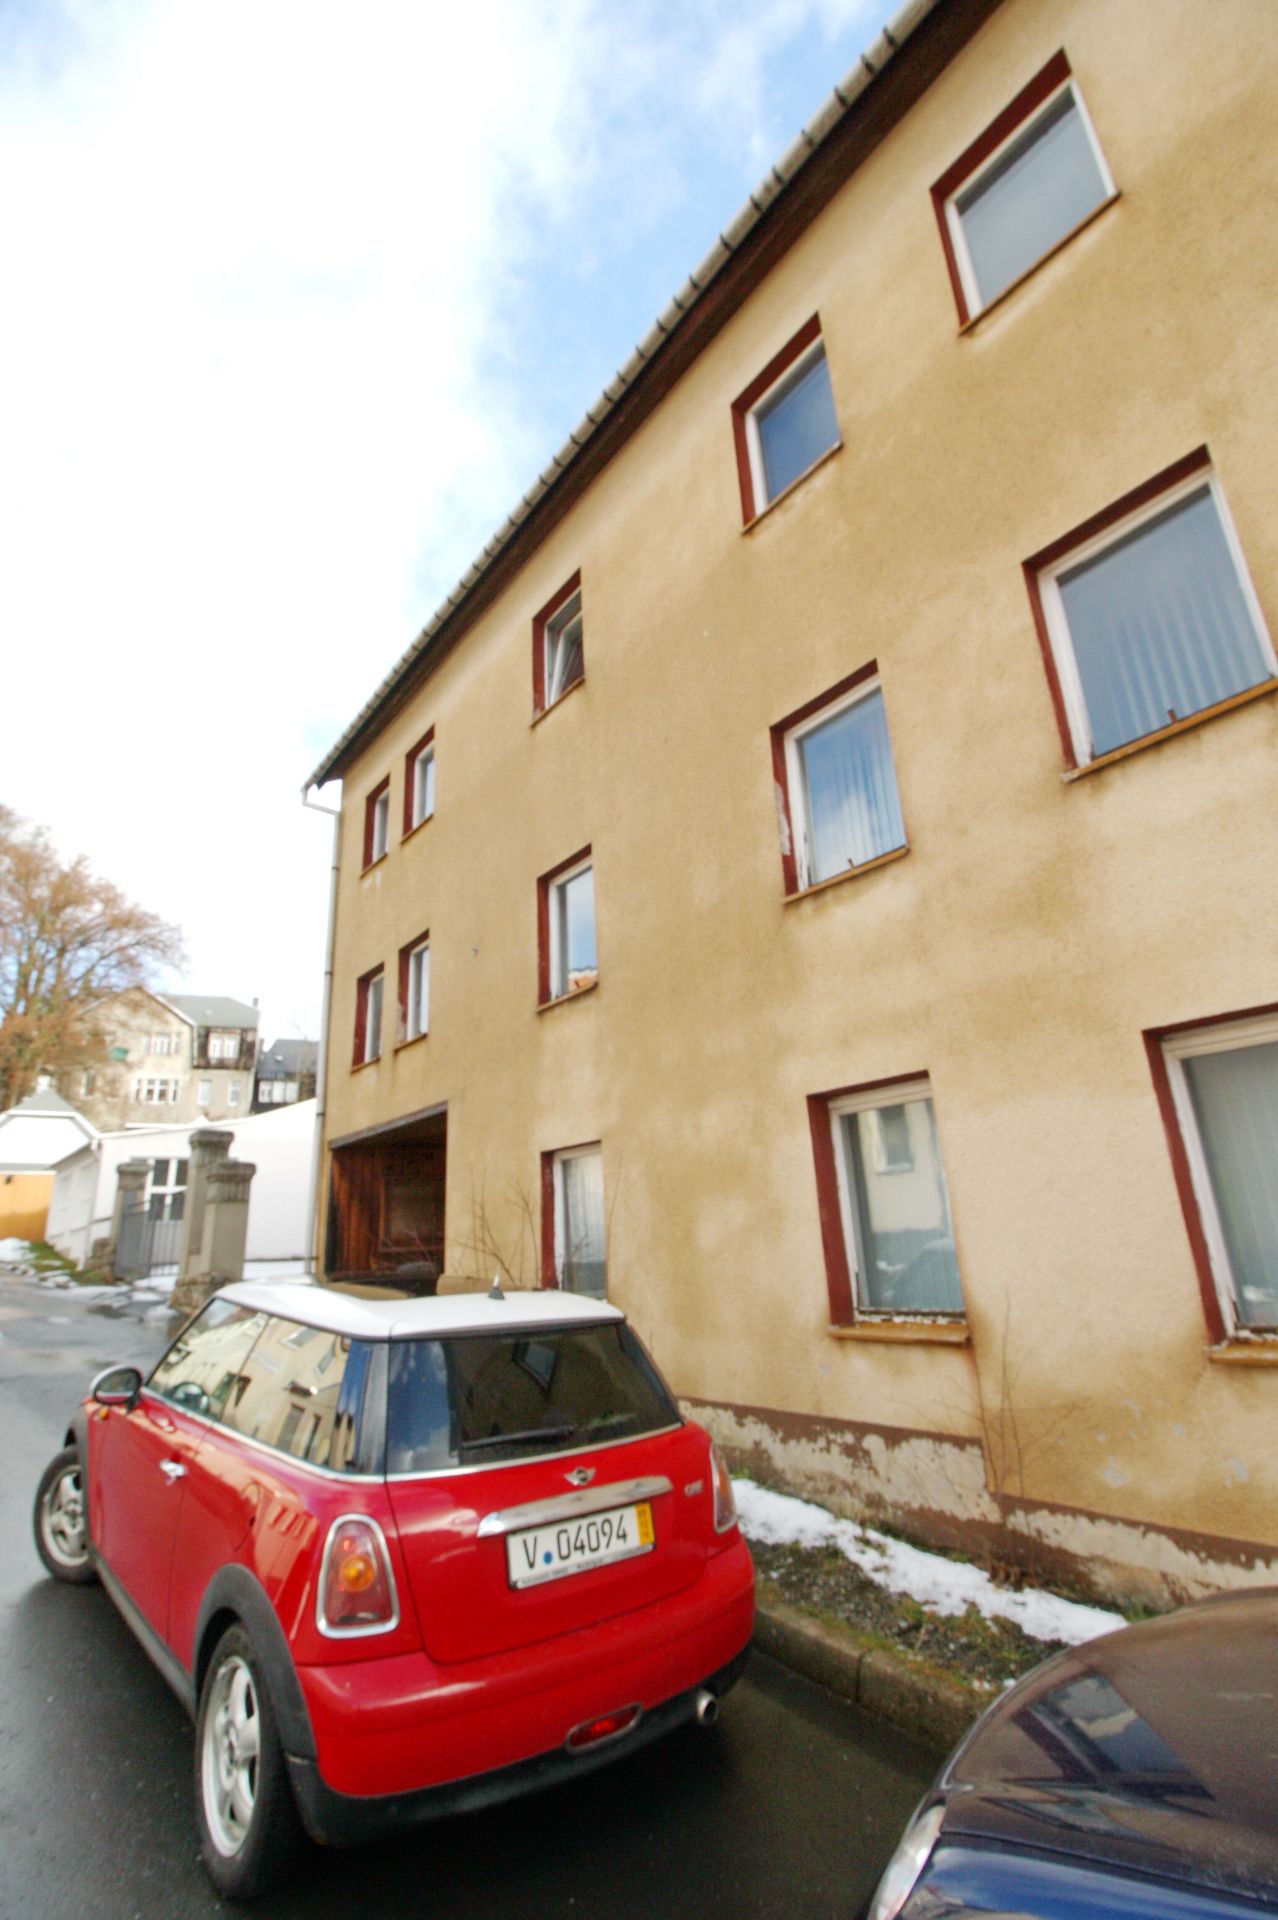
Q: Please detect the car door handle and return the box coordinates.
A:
[159,1459,187,1483]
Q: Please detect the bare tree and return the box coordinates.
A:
[0,804,185,1109]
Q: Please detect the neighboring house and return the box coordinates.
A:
[46,1097,317,1271]
[305,0,1278,1609]
[253,1038,318,1112]
[0,1081,98,1242]
[70,989,259,1131]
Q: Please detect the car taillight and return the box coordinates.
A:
[709,1443,737,1534]
[317,1515,399,1636]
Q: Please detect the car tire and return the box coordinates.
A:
[33,1446,97,1584]
[195,1624,306,1900]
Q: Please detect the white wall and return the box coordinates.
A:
[46,1100,316,1268]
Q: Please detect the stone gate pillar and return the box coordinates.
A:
[176,1130,232,1283]
[107,1160,152,1280]
[110,1159,151,1241]
[170,1159,257,1316]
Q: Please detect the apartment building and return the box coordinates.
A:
[73,988,259,1130]
[308,0,1278,1607]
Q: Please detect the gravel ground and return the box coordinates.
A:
[750,1538,1068,1691]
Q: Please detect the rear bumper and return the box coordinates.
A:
[290,1536,753,1841]
[289,1647,748,1847]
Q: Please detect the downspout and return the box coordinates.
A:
[301,781,342,1278]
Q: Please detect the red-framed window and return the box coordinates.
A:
[770,661,908,896]
[402,729,435,838]
[930,50,1116,325]
[537,846,597,1005]
[532,572,584,715]
[1023,448,1276,772]
[808,1073,965,1326]
[730,314,840,526]
[397,933,430,1045]
[362,777,390,870]
[352,965,384,1067]
[540,1143,606,1296]
[1145,1004,1278,1346]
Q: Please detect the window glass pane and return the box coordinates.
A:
[410,945,430,1036]
[414,749,435,824]
[366,974,383,1057]
[558,1150,606,1297]
[386,1324,675,1472]
[1183,1042,1278,1330]
[555,867,596,992]
[757,351,838,503]
[799,690,906,883]
[222,1316,381,1469]
[841,1097,963,1313]
[1059,489,1270,758]
[149,1300,269,1418]
[547,596,584,700]
[957,91,1107,308]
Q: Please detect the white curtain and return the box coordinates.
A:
[800,690,906,883]
[1184,1042,1278,1329]
[1060,489,1269,758]
[559,1152,606,1298]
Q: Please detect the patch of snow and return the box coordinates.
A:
[0,1237,33,1261]
[734,1480,1126,1649]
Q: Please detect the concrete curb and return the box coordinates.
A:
[754,1586,985,1754]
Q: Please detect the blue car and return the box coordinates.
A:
[866,1587,1278,1919]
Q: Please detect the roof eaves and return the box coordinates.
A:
[307,0,947,791]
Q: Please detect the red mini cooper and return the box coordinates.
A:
[32,1279,754,1898]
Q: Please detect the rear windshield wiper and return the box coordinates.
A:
[459,1424,576,1453]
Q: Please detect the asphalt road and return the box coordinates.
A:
[0,1270,936,1920]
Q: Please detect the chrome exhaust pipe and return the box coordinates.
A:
[694,1688,719,1726]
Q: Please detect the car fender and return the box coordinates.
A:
[194,1564,317,1761]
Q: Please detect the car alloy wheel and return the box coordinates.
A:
[194,1624,303,1899]
[201,1652,261,1858]
[33,1446,97,1584]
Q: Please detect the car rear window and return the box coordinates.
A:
[385,1322,680,1474]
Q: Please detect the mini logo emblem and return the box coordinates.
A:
[566,1467,595,1488]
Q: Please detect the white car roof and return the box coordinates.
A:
[217,1279,624,1342]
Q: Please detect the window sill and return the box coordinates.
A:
[741,440,843,532]
[785,843,909,903]
[531,674,586,727]
[958,192,1121,333]
[393,1032,429,1054]
[537,979,598,1013]
[828,1320,969,1346]
[1062,679,1278,781]
[401,814,434,846]
[360,853,388,877]
[350,1054,381,1074]
[1207,1338,1278,1368]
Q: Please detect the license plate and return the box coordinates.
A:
[506,1501,654,1589]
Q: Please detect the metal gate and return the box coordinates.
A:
[114,1204,184,1280]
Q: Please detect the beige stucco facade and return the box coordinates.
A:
[316,0,1278,1607]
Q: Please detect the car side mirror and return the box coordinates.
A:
[91,1364,144,1409]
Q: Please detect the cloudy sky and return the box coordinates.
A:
[1,0,889,1046]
